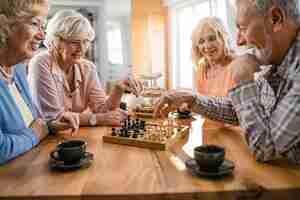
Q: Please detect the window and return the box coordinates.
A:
[168,0,231,89]
[107,22,124,65]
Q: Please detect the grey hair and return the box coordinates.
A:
[0,0,47,48]
[45,9,95,48]
[254,0,300,23]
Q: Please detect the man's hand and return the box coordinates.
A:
[153,90,195,118]
[116,78,144,97]
[229,54,261,83]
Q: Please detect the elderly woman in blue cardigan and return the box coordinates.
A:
[0,0,77,164]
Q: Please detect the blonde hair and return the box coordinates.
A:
[0,0,47,48]
[45,9,95,49]
[191,17,233,79]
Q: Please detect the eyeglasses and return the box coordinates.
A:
[63,39,91,50]
[20,16,46,32]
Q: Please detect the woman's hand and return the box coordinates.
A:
[30,118,49,141]
[48,112,80,135]
[116,78,144,97]
[97,109,128,126]
[154,90,195,118]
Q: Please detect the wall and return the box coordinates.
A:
[131,0,169,88]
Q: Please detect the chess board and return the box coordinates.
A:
[102,116,189,150]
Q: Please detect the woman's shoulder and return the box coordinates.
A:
[29,50,52,67]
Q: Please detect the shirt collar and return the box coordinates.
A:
[275,31,300,78]
[73,63,83,88]
[51,61,83,92]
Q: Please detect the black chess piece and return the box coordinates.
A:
[124,129,130,137]
[119,128,125,137]
[140,120,146,130]
[120,102,127,111]
[112,128,116,136]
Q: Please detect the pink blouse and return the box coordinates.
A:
[196,65,236,128]
[28,51,110,120]
[196,66,235,97]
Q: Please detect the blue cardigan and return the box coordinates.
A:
[0,64,39,164]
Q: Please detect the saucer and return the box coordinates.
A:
[169,111,192,119]
[49,150,93,171]
[185,159,234,178]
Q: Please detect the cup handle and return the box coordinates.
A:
[50,150,62,162]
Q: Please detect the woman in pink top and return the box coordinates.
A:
[191,17,236,127]
[191,17,236,96]
[28,10,143,127]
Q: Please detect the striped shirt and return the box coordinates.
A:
[191,32,300,164]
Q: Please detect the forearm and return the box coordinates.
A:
[191,94,239,125]
[229,81,278,162]
[78,112,108,126]
[78,112,93,126]
[106,85,123,110]
[0,129,39,164]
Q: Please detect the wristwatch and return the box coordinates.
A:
[89,113,97,126]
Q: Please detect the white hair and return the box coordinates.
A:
[44,9,95,48]
[255,0,300,24]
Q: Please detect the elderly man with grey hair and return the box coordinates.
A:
[28,9,143,128]
[154,0,300,164]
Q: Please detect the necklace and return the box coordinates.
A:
[0,64,14,84]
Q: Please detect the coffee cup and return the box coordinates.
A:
[56,140,87,163]
[194,144,225,171]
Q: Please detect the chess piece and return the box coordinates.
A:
[112,128,116,136]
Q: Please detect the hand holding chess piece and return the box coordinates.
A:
[154,90,195,118]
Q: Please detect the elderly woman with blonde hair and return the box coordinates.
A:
[0,0,77,164]
[191,17,236,97]
[190,17,237,128]
[28,9,143,127]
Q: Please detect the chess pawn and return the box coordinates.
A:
[112,128,116,136]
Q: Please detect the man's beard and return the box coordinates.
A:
[252,26,273,65]
[252,39,272,65]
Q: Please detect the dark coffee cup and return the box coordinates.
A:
[57,140,87,163]
[194,144,225,171]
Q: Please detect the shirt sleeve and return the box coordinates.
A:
[191,94,239,125]
[28,53,64,120]
[229,79,300,163]
[85,63,110,113]
[0,128,38,165]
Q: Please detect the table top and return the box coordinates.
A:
[1,116,300,200]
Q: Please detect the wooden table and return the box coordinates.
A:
[1,116,300,200]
